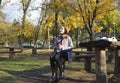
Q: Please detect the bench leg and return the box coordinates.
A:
[9,52,15,59]
[85,57,92,72]
[9,48,15,59]
[84,47,93,72]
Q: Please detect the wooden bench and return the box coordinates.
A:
[73,50,95,60]
[72,50,95,71]
[72,50,112,72]
[0,46,22,59]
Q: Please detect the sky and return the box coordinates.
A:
[2,0,43,24]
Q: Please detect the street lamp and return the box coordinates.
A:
[113,23,115,37]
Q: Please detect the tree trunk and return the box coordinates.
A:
[75,28,79,48]
[0,0,2,6]
[89,30,95,41]
[32,46,37,55]
[47,26,50,49]
[55,10,59,37]
[20,0,32,47]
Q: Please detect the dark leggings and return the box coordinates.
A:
[50,51,68,77]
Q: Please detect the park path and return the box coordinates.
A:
[17,68,96,83]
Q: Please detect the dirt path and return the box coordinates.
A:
[17,68,96,83]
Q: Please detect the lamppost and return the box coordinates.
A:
[113,23,115,37]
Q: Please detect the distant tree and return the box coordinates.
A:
[0,22,16,46]
[102,10,120,39]
[20,0,32,46]
[0,0,8,22]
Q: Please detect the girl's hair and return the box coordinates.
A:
[60,24,69,34]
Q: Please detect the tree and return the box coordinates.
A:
[0,22,18,46]
[48,0,73,37]
[76,0,115,40]
[20,0,32,46]
[31,0,49,54]
[33,0,48,46]
[102,9,120,40]
[0,0,8,22]
[23,21,36,43]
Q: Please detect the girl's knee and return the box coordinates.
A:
[54,54,60,60]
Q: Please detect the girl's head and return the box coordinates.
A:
[59,24,69,35]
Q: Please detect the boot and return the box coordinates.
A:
[49,73,58,82]
[59,72,66,81]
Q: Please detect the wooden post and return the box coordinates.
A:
[114,47,120,75]
[95,47,108,83]
[85,57,92,71]
[9,48,15,59]
[32,47,37,55]
[84,47,92,71]
[108,48,115,63]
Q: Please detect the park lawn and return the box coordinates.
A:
[0,58,49,83]
[0,51,51,83]
[0,49,115,83]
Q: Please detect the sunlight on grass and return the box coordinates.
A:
[0,54,50,83]
[0,71,14,78]
[0,71,20,83]
[0,60,49,72]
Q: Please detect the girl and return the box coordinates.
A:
[49,24,73,82]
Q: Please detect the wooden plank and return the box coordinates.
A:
[0,51,22,53]
[72,50,95,54]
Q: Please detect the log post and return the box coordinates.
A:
[95,47,108,83]
[32,47,37,55]
[114,47,120,75]
[108,48,115,63]
[9,48,15,59]
[84,47,92,71]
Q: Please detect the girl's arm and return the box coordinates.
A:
[62,36,73,50]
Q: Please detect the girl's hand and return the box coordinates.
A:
[57,43,62,49]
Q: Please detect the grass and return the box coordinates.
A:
[0,58,50,83]
[0,49,117,83]
[0,49,51,83]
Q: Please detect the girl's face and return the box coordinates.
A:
[59,26,65,34]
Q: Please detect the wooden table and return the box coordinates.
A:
[79,40,120,83]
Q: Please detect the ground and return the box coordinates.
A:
[16,62,118,83]
[0,49,119,83]
[17,63,96,83]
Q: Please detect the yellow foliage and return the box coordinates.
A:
[44,0,115,35]
[17,22,36,39]
[50,0,68,11]
[94,24,103,32]
[96,14,104,22]
[64,13,84,30]
[109,28,113,32]
[43,15,55,28]
[97,0,115,14]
